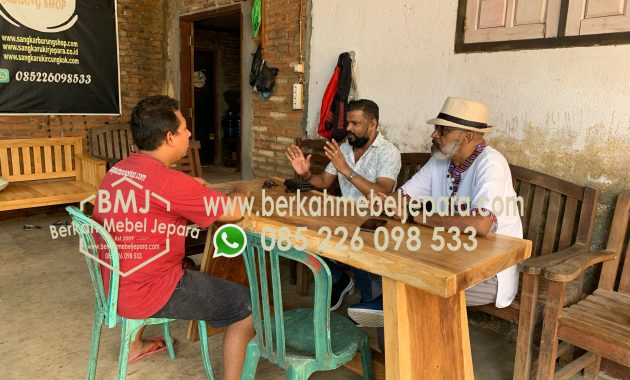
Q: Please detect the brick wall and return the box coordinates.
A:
[251,0,307,178]
[220,33,241,92]
[179,0,308,178]
[0,0,165,149]
[181,0,242,14]
[195,29,240,92]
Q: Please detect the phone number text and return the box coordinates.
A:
[15,71,92,84]
[260,225,477,253]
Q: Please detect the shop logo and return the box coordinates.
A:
[0,0,78,33]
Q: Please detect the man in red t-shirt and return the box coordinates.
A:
[92,95,253,379]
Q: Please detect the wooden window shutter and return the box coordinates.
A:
[566,0,630,36]
[464,0,562,43]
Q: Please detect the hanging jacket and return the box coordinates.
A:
[318,52,353,142]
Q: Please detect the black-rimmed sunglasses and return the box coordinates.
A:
[434,125,459,136]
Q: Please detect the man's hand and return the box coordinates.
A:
[218,182,250,223]
[229,182,251,197]
[375,191,408,222]
[286,145,311,176]
[323,140,350,176]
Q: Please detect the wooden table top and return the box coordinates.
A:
[212,178,532,298]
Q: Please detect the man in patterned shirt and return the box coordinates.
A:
[286,99,401,323]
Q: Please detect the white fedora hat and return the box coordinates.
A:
[427,97,493,133]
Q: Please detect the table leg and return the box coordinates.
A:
[383,277,474,379]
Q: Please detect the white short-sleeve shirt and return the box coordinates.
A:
[401,145,523,308]
[325,133,401,199]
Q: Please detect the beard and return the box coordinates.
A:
[347,132,370,148]
[431,138,461,160]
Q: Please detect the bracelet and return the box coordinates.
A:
[347,169,357,181]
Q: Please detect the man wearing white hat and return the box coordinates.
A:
[403,96,522,307]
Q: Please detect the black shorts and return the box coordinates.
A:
[152,270,251,328]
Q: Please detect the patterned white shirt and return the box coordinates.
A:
[325,132,401,199]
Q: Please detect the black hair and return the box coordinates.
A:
[347,99,379,125]
[130,95,181,151]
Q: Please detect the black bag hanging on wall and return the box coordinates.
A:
[254,61,279,93]
[249,43,263,86]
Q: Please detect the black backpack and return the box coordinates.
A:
[255,61,279,93]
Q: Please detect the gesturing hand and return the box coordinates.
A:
[323,139,349,174]
[285,145,311,176]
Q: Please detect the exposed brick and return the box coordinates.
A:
[269,112,287,120]
[0,0,164,148]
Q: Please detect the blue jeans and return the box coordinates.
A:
[325,258,382,303]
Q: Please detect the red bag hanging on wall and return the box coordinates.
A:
[318,52,352,141]
[317,67,340,139]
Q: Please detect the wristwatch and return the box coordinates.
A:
[347,169,358,181]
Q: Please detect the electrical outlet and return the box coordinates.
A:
[293,63,304,73]
[293,83,304,110]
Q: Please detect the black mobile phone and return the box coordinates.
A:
[359,218,387,232]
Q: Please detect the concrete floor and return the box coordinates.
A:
[0,167,539,380]
[0,209,526,380]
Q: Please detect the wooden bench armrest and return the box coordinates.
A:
[542,249,619,283]
[519,243,589,275]
[76,153,107,187]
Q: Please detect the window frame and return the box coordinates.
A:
[455,0,630,53]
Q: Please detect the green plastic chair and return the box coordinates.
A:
[65,206,215,380]
[241,232,374,379]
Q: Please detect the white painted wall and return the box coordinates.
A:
[306,0,630,195]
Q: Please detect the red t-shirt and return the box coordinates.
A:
[92,153,226,319]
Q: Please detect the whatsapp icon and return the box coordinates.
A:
[213,224,247,258]
[0,69,9,83]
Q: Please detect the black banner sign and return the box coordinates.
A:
[0,0,120,114]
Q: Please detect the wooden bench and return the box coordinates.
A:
[89,125,134,167]
[88,125,203,177]
[0,137,106,211]
[535,191,630,380]
[470,165,599,380]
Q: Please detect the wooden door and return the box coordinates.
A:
[464,0,562,43]
[566,0,630,35]
[180,20,195,135]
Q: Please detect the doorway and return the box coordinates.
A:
[180,6,242,179]
[193,51,215,165]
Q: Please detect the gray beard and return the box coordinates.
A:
[431,139,461,160]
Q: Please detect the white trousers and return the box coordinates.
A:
[465,275,498,307]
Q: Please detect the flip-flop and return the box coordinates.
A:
[128,337,168,363]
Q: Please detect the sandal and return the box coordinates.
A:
[128,337,168,363]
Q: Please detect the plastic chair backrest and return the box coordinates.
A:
[243,232,336,367]
[66,206,121,328]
